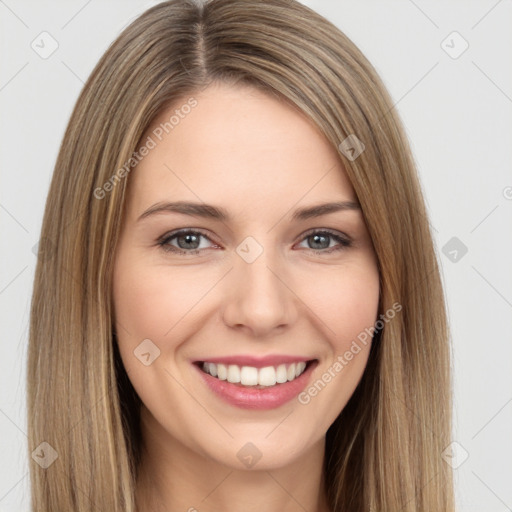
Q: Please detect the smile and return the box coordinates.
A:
[200,361,308,387]
[192,356,318,410]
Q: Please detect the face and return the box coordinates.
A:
[112,81,380,472]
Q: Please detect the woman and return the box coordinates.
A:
[27,0,455,510]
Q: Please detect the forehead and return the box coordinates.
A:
[126,82,357,219]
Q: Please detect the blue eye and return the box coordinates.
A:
[157,228,352,256]
[297,229,352,253]
[157,229,213,255]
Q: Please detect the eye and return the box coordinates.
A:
[157,228,352,256]
[157,229,217,255]
[296,229,352,254]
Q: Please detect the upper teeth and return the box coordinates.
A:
[201,362,307,387]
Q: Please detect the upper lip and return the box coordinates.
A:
[193,354,316,368]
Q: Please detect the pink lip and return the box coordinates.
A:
[193,354,312,368]
[192,359,318,410]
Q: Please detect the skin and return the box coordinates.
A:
[112,81,380,512]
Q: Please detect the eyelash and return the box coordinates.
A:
[156,228,352,256]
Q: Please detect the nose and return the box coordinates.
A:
[221,245,298,338]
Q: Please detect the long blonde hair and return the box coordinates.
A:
[27,0,455,510]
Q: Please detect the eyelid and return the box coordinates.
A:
[299,227,350,243]
[157,227,212,242]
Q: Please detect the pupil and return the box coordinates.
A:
[179,234,199,249]
[311,234,328,249]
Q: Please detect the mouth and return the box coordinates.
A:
[194,360,315,388]
[192,357,318,409]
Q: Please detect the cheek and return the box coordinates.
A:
[293,259,379,415]
[111,251,177,374]
[112,257,202,343]
[111,251,222,400]
[112,254,188,411]
[300,258,380,345]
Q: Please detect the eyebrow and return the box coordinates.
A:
[137,200,361,223]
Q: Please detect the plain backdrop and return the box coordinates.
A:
[1,1,511,510]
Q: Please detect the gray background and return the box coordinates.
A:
[1,1,511,510]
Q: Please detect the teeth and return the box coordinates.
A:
[296,361,306,377]
[258,366,276,386]
[227,364,240,383]
[240,366,259,385]
[200,361,309,387]
[287,363,296,381]
[276,364,288,383]
[217,363,227,380]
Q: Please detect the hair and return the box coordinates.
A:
[27,0,455,510]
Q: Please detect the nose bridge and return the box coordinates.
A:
[222,235,295,334]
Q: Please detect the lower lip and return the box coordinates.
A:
[193,361,317,410]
